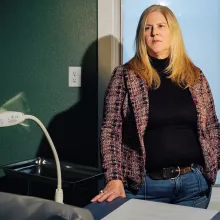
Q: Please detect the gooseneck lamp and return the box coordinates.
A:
[0,111,63,203]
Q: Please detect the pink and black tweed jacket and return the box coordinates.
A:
[100,65,220,190]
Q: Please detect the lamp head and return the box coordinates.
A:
[0,111,25,127]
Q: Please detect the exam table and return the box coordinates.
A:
[0,191,94,220]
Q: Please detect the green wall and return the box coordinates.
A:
[0,0,98,176]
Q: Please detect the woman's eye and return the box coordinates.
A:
[145,26,151,31]
[159,25,165,28]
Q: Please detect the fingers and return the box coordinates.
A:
[98,191,115,202]
[106,192,119,202]
[103,190,126,202]
[91,180,126,203]
[121,191,126,198]
[91,189,126,203]
[91,190,113,202]
[91,189,107,202]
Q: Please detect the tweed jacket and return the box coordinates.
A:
[100,65,220,190]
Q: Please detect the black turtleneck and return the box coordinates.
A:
[144,55,205,171]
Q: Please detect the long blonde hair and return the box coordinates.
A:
[127,4,200,89]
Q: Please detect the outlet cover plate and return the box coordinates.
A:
[68,66,81,87]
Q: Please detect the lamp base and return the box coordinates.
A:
[55,188,63,203]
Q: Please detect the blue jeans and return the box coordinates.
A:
[125,167,212,208]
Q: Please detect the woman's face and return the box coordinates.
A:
[144,11,171,59]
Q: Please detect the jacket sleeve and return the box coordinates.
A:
[100,66,126,183]
[201,72,220,169]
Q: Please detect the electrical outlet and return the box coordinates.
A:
[68,66,81,87]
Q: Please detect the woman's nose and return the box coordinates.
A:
[151,27,158,36]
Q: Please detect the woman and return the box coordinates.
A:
[91,4,220,208]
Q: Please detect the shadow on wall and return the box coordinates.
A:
[36,35,121,169]
[36,40,98,168]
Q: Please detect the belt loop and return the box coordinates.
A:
[190,163,197,171]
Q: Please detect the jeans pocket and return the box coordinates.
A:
[193,168,209,192]
[192,168,212,208]
[193,194,211,209]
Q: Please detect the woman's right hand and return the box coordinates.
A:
[91,180,126,203]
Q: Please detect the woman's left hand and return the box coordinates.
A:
[91,180,126,203]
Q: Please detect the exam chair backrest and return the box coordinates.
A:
[0,192,93,220]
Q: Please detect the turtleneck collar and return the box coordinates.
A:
[148,54,170,73]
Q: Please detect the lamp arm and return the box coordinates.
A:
[25,115,63,203]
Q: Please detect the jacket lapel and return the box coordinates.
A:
[125,70,149,154]
[189,78,207,132]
